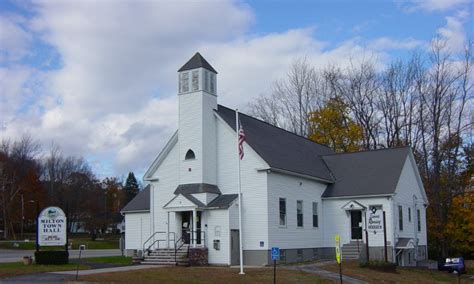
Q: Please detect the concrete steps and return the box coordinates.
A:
[141,245,190,266]
[342,241,363,260]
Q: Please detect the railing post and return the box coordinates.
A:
[192,210,197,248]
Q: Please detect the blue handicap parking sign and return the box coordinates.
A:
[271,247,280,261]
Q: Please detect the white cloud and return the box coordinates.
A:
[397,0,470,12]
[368,37,425,50]
[1,1,427,178]
[0,14,32,62]
[435,11,469,53]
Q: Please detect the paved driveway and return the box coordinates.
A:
[0,249,122,263]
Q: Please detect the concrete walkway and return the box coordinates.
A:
[0,265,163,283]
[285,261,368,284]
[51,264,161,275]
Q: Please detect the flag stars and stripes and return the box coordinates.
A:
[238,124,245,160]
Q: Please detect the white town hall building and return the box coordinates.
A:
[121,53,428,267]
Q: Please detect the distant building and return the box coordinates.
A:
[121,53,428,267]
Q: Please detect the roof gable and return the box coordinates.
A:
[178,52,218,73]
[163,194,201,209]
[144,131,178,180]
[121,185,150,213]
[341,200,367,210]
[322,147,410,198]
[215,105,334,182]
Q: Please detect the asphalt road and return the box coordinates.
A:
[0,249,122,263]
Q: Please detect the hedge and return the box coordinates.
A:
[34,250,69,265]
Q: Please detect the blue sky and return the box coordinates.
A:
[0,0,472,179]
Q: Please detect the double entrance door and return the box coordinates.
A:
[181,211,202,245]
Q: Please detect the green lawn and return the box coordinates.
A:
[83,256,132,265]
[80,267,331,283]
[0,262,89,279]
[0,236,119,250]
[0,256,131,279]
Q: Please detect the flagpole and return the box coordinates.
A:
[235,109,245,275]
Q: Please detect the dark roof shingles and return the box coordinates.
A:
[216,105,335,181]
[321,147,410,198]
[207,194,238,208]
[121,185,150,212]
[174,183,221,195]
[178,52,218,73]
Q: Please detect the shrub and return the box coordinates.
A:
[34,250,69,265]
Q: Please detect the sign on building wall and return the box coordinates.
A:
[38,206,67,246]
[368,205,383,234]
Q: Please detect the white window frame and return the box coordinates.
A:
[279,198,287,227]
[297,200,303,228]
[312,202,318,228]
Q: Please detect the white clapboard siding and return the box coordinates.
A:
[125,212,151,250]
[150,140,180,239]
[393,156,428,246]
[216,117,269,251]
[267,172,326,249]
[206,209,230,265]
[322,197,394,248]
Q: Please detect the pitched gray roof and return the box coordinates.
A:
[182,194,206,207]
[321,147,410,198]
[207,194,238,209]
[174,183,221,195]
[215,105,335,182]
[178,52,218,73]
[121,185,150,213]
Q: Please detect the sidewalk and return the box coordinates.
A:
[51,264,161,275]
[285,261,368,284]
[0,265,163,283]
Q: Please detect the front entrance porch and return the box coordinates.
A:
[177,211,204,247]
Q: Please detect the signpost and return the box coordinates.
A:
[335,234,342,284]
[271,247,280,284]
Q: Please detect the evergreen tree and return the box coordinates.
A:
[124,172,140,203]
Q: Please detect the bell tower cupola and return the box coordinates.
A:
[177,52,218,185]
[178,52,217,95]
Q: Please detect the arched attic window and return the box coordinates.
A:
[185,149,195,160]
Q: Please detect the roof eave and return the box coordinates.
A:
[121,209,150,214]
[322,193,394,200]
[257,167,334,184]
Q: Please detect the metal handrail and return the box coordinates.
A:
[174,230,206,266]
[142,232,175,255]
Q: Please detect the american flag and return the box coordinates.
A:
[238,123,246,160]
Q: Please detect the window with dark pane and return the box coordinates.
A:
[185,149,195,160]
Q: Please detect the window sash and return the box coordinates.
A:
[297,200,303,227]
[210,73,215,93]
[279,198,286,226]
[398,205,403,231]
[417,209,421,231]
[181,72,189,93]
[312,202,318,227]
[192,70,199,91]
